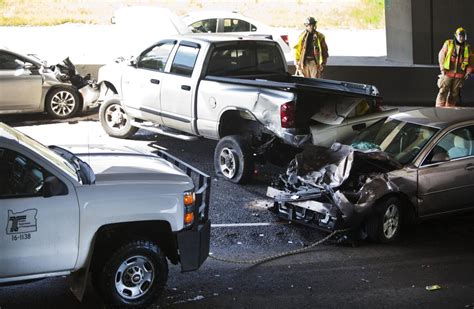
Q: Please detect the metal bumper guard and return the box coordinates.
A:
[153,146,211,272]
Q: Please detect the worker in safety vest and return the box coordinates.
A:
[294,16,328,78]
[436,27,473,107]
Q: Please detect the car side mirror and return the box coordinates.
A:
[130,58,137,67]
[24,62,37,70]
[43,175,68,198]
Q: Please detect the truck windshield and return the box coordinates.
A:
[5,126,79,181]
[351,118,438,165]
[207,41,285,76]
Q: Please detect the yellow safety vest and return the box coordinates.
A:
[443,39,470,71]
[294,31,324,65]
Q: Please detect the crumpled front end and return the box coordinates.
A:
[46,57,100,111]
[267,143,402,231]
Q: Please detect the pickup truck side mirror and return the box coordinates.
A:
[43,175,68,198]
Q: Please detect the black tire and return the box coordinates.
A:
[99,99,138,138]
[96,240,168,308]
[45,86,81,119]
[366,196,402,243]
[214,135,254,184]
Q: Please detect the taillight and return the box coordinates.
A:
[280,101,296,128]
[281,35,289,46]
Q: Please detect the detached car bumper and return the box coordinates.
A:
[267,186,348,231]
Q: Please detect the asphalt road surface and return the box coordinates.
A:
[1,114,474,309]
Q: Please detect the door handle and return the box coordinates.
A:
[352,123,366,131]
[150,79,160,84]
[181,85,191,91]
[465,163,474,171]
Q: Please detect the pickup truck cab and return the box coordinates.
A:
[0,122,210,307]
[98,34,387,184]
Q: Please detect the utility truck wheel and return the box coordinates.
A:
[97,240,168,308]
[214,135,254,184]
[100,99,138,138]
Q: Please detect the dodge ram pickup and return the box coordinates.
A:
[97,34,388,184]
[0,122,210,308]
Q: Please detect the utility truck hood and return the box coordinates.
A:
[68,144,191,184]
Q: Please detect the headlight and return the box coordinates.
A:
[183,191,195,226]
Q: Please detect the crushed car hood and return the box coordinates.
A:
[282,143,401,190]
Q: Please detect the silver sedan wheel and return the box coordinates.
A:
[383,204,399,239]
[105,103,129,131]
[219,147,237,179]
[115,255,155,300]
[51,91,76,116]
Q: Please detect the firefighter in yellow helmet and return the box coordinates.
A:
[436,27,473,107]
[294,17,329,78]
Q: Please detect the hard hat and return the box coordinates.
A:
[304,17,317,26]
[455,27,467,43]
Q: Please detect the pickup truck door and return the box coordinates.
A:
[121,41,176,124]
[160,42,201,133]
[0,51,43,112]
[0,146,79,279]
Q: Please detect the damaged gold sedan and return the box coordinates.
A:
[268,107,474,242]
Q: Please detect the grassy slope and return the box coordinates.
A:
[0,0,384,29]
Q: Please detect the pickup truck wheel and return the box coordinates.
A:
[45,87,80,119]
[98,240,168,308]
[100,100,138,138]
[366,197,402,243]
[214,135,254,184]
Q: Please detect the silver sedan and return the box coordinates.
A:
[0,47,98,119]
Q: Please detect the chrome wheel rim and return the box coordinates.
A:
[219,147,237,179]
[383,204,399,239]
[115,255,155,300]
[51,91,76,116]
[105,103,129,131]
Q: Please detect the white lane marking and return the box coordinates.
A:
[211,222,286,227]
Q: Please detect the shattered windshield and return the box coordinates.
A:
[351,118,438,164]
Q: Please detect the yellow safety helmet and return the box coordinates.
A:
[455,27,467,43]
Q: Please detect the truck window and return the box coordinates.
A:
[170,45,200,77]
[137,42,175,72]
[0,148,46,198]
[207,42,285,76]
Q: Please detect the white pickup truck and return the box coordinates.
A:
[0,122,210,308]
[98,34,388,184]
